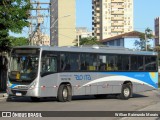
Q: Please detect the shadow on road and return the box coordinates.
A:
[5,93,148,103]
[132,93,148,98]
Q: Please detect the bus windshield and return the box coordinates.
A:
[9,48,40,83]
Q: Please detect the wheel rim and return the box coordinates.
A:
[124,88,130,97]
[63,88,68,99]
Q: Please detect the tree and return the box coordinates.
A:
[76,37,102,46]
[134,28,154,51]
[9,36,28,46]
[0,0,31,52]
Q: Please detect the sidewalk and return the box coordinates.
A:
[120,90,160,120]
[0,91,7,98]
[120,102,160,120]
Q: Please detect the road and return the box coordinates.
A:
[0,90,159,120]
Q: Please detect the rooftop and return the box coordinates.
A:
[100,31,143,43]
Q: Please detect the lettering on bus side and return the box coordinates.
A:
[74,75,91,80]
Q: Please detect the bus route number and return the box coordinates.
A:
[74,75,91,80]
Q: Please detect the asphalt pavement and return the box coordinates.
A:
[0,89,159,120]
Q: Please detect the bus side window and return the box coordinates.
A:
[81,61,88,70]
[61,61,70,71]
[50,58,57,72]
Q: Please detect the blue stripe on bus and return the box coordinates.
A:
[99,72,158,88]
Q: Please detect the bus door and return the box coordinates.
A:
[40,51,58,96]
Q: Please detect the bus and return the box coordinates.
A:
[7,45,158,102]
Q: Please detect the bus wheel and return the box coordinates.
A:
[57,84,72,102]
[30,97,40,102]
[120,84,131,100]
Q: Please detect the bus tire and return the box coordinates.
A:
[120,84,131,100]
[66,85,72,102]
[57,84,72,102]
[30,97,40,102]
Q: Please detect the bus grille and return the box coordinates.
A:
[11,90,27,95]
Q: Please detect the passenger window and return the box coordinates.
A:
[41,51,57,76]
[145,56,157,71]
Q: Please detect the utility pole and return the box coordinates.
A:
[29,0,50,46]
[29,0,33,45]
[36,0,41,45]
[145,30,147,51]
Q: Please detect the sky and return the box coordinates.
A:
[76,0,160,32]
[11,0,160,37]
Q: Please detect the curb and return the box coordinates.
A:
[3,93,8,97]
[0,93,7,98]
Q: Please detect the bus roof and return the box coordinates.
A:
[13,45,158,56]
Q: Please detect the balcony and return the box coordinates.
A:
[93,17,100,23]
[96,30,100,34]
[111,0,124,3]
[96,24,100,28]
[96,7,100,11]
[111,28,124,32]
[96,13,100,17]
[111,10,124,15]
[111,17,124,21]
[111,5,124,8]
[111,22,124,26]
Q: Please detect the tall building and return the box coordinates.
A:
[92,0,134,40]
[155,17,160,46]
[32,32,50,46]
[50,0,76,46]
[76,27,92,39]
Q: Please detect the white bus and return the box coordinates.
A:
[7,46,158,102]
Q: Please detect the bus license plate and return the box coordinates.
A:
[16,92,22,96]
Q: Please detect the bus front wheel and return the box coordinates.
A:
[57,84,72,102]
[120,84,131,100]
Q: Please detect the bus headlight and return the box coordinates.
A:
[29,82,37,90]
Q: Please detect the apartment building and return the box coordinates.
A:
[92,0,134,40]
[76,27,92,39]
[155,17,160,46]
[32,32,50,46]
[50,0,76,46]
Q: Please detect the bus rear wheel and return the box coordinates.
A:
[120,84,131,100]
[57,84,72,102]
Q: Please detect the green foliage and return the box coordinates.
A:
[134,28,154,51]
[9,36,28,47]
[0,0,31,52]
[76,37,102,46]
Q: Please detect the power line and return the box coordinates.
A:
[29,0,50,45]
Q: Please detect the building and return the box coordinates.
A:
[92,0,134,40]
[32,32,50,46]
[100,31,144,50]
[155,17,160,46]
[76,27,92,39]
[50,0,76,46]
